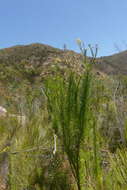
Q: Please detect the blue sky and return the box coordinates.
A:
[0,0,127,56]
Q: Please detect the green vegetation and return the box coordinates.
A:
[0,43,127,189]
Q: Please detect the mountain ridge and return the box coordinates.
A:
[0,43,127,85]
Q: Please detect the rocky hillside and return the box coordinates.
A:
[0,43,127,80]
[0,43,127,99]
